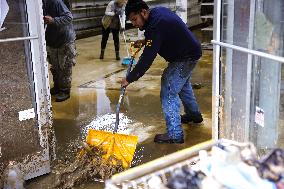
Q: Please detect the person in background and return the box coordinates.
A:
[43,0,76,102]
[121,0,203,144]
[100,0,126,60]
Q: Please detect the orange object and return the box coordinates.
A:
[86,129,138,168]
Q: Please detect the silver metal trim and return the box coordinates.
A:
[212,0,222,140]
[20,0,52,180]
[244,0,256,141]
[211,40,284,64]
[0,36,38,43]
[223,0,234,139]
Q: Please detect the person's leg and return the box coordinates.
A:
[112,29,120,60]
[180,80,203,123]
[179,60,203,123]
[155,62,192,143]
[47,46,60,95]
[100,27,110,59]
[55,41,76,102]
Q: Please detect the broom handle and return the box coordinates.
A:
[119,15,130,57]
[114,57,134,133]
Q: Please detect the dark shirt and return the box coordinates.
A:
[44,0,76,48]
[126,7,202,83]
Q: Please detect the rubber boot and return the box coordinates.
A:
[55,90,70,102]
[50,87,59,95]
[154,133,184,144]
[100,49,105,59]
[115,51,120,60]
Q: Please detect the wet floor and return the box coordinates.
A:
[25,30,213,188]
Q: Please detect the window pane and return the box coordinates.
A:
[0,0,31,39]
[0,0,41,172]
[219,48,249,141]
[221,0,284,54]
[220,46,283,153]
[0,39,40,163]
[221,0,251,48]
[254,0,284,56]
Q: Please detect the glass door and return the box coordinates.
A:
[212,0,284,153]
[0,0,53,182]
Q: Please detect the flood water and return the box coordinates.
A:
[25,31,213,189]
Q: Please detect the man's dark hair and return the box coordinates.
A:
[125,0,149,19]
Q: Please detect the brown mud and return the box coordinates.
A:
[53,145,124,189]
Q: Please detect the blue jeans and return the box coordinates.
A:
[160,59,201,139]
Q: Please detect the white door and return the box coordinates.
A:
[0,0,54,182]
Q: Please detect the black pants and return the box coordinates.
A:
[101,26,120,51]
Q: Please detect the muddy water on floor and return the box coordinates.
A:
[26,80,212,188]
[26,32,213,188]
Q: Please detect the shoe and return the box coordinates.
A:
[50,87,59,95]
[181,113,203,124]
[154,133,184,144]
[192,83,202,89]
[55,91,70,102]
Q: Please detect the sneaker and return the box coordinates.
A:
[181,114,203,124]
[154,133,184,144]
[50,87,59,95]
[55,92,70,102]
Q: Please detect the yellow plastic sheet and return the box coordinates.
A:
[86,129,138,168]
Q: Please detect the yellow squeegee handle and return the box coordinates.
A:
[113,44,144,133]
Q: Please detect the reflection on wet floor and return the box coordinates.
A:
[26,32,213,188]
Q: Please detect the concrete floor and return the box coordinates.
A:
[26,30,213,188]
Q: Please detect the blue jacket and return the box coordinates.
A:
[126,7,202,83]
[44,0,76,48]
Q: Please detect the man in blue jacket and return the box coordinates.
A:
[121,0,203,144]
[43,0,76,102]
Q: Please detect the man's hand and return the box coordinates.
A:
[43,16,54,24]
[132,39,145,48]
[121,77,129,87]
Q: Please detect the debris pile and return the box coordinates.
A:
[53,145,125,189]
